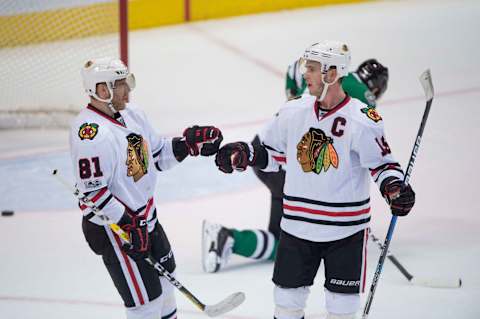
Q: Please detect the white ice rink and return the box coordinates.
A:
[1,0,480,318]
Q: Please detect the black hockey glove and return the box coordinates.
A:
[215,142,267,173]
[183,125,223,156]
[380,177,415,216]
[118,212,150,259]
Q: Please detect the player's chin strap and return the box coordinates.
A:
[90,82,117,114]
[90,74,135,114]
[318,72,340,101]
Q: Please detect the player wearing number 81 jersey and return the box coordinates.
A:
[70,57,223,319]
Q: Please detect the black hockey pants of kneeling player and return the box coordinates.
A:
[82,218,176,308]
[252,135,285,240]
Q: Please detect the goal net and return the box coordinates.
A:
[0,0,127,129]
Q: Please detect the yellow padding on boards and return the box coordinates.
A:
[189,0,370,21]
[0,2,118,48]
[129,0,184,30]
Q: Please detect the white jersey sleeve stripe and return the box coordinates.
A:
[153,138,178,171]
[80,187,125,224]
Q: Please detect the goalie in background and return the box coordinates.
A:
[202,58,389,273]
[71,57,223,319]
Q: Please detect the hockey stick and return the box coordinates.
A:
[363,70,434,319]
[369,233,461,288]
[52,169,245,317]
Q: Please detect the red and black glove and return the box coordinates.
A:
[118,212,150,259]
[380,177,415,216]
[215,142,251,173]
[183,125,223,156]
[215,142,268,173]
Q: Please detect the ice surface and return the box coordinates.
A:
[1,1,479,318]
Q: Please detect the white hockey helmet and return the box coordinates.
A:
[81,57,135,103]
[301,40,351,78]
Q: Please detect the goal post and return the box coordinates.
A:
[0,0,128,129]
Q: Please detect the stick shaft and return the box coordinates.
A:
[52,171,207,312]
[370,234,413,281]
[363,71,434,318]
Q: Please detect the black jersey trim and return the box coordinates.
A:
[148,209,157,222]
[283,194,370,208]
[162,309,177,319]
[97,194,113,210]
[153,148,162,158]
[374,168,404,183]
[263,143,285,154]
[370,162,401,175]
[85,211,96,220]
[154,161,163,171]
[283,214,371,226]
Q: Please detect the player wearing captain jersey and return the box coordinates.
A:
[70,57,223,319]
[211,41,414,319]
[286,58,388,106]
[202,59,389,271]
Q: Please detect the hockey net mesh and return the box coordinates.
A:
[0,1,121,129]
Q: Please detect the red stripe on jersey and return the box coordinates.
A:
[91,188,108,203]
[362,228,369,293]
[283,204,370,217]
[273,155,286,163]
[315,96,351,121]
[86,104,126,127]
[79,188,108,210]
[370,164,399,177]
[113,233,145,305]
[142,197,154,218]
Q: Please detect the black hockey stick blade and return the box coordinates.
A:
[370,234,461,288]
[204,292,246,317]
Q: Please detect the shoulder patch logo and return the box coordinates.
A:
[78,123,99,140]
[296,127,339,174]
[361,106,382,122]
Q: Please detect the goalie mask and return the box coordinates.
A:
[300,41,351,101]
[81,57,135,103]
[357,59,389,99]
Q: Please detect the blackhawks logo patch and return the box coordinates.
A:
[126,133,149,182]
[361,106,382,122]
[296,127,339,174]
[78,123,99,140]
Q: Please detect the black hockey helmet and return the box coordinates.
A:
[357,59,389,100]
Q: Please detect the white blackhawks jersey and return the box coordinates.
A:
[261,95,404,242]
[69,104,179,230]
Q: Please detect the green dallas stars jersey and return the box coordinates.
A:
[286,65,376,107]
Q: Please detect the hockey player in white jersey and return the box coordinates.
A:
[70,57,223,319]
[213,41,415,319]
[202,58,389,273]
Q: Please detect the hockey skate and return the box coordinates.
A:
[202,220,234,273]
